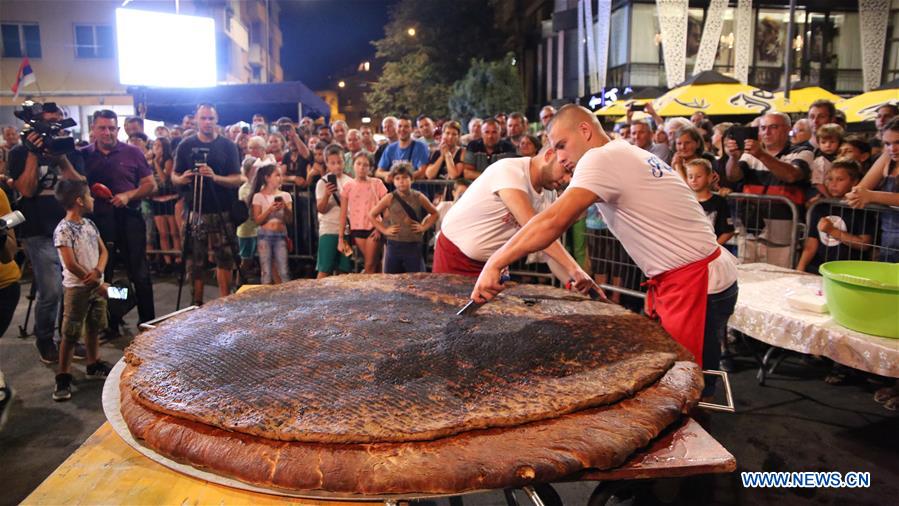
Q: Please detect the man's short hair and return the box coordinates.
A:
[125,116,144,127]
[508,112,527,123]
[129,132,148,143]
[54,179,89,210]
[631,119,652,130]
[547,104,598,135]
[92,109,118,124]
[809,99,836,119]
[325,144,344,159]
[195,102,217,114]
[396,115,413,124]
[481,118,500,129]
[764,112,792,129]
[816,123,844,142]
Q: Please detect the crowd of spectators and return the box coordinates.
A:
[0,96,897,406]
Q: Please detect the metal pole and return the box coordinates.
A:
[784,0,796,99]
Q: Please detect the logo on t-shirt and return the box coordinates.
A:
[647,156,673,178]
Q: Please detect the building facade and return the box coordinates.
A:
[515,0,899,115]
[0,0,282,135]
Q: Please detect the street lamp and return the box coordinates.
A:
[338,80,346,88]
[407,27,416,37]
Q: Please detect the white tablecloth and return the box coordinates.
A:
[731,263,899,378]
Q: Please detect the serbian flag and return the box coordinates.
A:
[11,57,36,99]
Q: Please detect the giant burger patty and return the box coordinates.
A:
[120,361,702,494]
[124,274,688,444]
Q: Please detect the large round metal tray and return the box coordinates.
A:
[102,359,483,502]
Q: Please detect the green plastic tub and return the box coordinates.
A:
[819,261,899,339]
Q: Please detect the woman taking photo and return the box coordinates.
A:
[250,164,293,284]
[149,137,181,271]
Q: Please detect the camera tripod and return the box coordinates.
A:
[175,161,239,310]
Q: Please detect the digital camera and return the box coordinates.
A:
[14,101,77,156]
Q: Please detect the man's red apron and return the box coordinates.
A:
[642,247,721,368]
[432,233,485,277]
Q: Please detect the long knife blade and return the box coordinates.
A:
[457,272,510,316]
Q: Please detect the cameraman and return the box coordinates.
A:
[171,103,242,305]
[81,110,157,337]
[8,103,85,364]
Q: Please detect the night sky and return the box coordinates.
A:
[280,0,396,90]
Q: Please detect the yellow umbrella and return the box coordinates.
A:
[837,79,899,123]
[613,111,651,124]
[595,98,652,117]
[652,71,775,117]
[771,82,844,113]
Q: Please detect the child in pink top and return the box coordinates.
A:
[338,152,388,273]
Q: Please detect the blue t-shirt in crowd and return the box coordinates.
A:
[377,140,430,171]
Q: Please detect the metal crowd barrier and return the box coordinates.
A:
[284,182,318,261]
[803,199,899,265]
[583,192,803,300]
[725,192,801,269]
[585,227,646,299]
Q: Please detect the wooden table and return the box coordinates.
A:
[22,418,733,505]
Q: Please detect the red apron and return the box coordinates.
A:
[642,247,721,368]
[432,233,485,277]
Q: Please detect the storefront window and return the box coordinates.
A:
[609,5,629,68]
[714,8,737,73]
[888,8,899,81]
[630,3,660,64]
[831,13,863,91]
[684,8,705,68]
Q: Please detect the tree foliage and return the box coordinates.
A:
[448,54,525,122]
[365,51,451,118]
[367,0,508,117]
[373,0,507,82]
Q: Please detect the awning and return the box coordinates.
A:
[837,79,899,123]
[595,87,666,116]
[652,70,775,117]
[771,82,843,114]
[133,81,331,125]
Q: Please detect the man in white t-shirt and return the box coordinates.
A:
[472,105,739,378]
[434,146,595,295]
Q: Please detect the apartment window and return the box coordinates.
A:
[74,25,114,58]
[1,23,41,58]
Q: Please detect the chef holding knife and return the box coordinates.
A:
[434,144,602,300]
[471,105,739,371]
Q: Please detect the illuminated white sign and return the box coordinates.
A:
[116,8,216,88]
